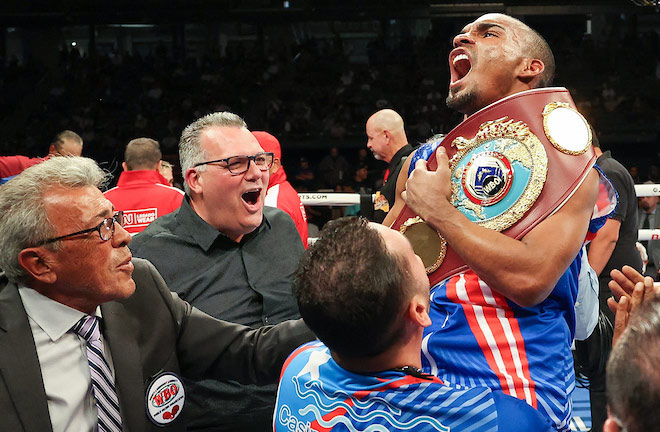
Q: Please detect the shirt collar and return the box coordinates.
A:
[18,285,102,342]
[388,144,414,170]
[597,150,612,161]
[177,195,272,252]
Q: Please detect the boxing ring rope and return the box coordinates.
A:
[299,184,660,242]
[634,183,660,198]
[298,192,363,206]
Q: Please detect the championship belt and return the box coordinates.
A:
[391,87,596,286]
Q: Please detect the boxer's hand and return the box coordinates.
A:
[402,147,453,221]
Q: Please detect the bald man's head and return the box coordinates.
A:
[365,109,409,163]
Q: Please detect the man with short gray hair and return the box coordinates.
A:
[130,111,305,431]
[0,156,314,432]
[104,137,183,234]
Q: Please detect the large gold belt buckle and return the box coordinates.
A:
[399,216,447,274]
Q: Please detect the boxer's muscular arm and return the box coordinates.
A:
[402,147,599,307]
[382,155,414,227]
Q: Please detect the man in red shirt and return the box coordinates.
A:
[104,138,184,234]
[0,130,83,184]
[252,131,308,247]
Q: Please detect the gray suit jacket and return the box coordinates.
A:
[0,258,314,431]
[647,213,660,277]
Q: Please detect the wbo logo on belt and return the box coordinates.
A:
[450,117,547,232]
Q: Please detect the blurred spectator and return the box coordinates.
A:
[356,147,378,181]
[317,146,349,190]
[638,181,660,280]
[649,165,660,183]
[628,165,641,184]
[292,157,315,191]
[159,159,175,187]
[342,164,374,217]
[0,130,83,184]
[103,138,184,234]
[346,164,373,195]
[252,131,308,247]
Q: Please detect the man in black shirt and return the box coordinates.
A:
[130,112,305,432]
[364,109,415,223]
[585,133,643,432]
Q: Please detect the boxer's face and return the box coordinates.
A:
[447,13,527,116]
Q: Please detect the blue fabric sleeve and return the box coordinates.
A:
[408,139,443,177]
[492,391,554,432]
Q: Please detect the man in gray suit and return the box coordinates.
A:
[0,156,314,432]
[638,181,660,280]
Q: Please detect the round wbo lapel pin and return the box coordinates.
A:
[145,372,185,426]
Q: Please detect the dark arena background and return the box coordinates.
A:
[1,1,658,186]
[1,2,659,430]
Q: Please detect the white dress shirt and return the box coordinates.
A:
[18,286,116,432]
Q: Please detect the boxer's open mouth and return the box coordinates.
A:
[450,53,471,85]
[242,189,260,205]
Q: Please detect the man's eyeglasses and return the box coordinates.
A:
[35,211,124,246]
[193,152,274,175]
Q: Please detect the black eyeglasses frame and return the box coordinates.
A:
[193,152,274,175]
[34,211,124,246]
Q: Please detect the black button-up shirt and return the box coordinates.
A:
[371,143,415,223]
[130,196,305,430]
[130,197,303,327]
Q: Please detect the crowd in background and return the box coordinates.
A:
[0,15,659,236]
[2,10,660,432]
[1,16,659,190]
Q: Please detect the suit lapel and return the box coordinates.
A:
[0,282,53,432]
[101,300,146,431]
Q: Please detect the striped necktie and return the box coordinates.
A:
[72,315,123,432]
